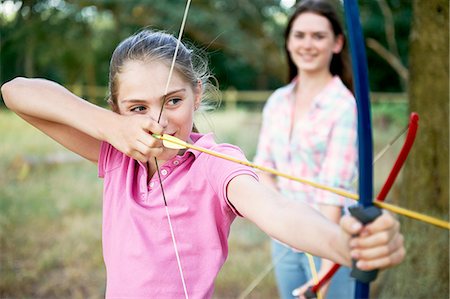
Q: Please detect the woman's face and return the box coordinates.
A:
[116,60,200,159]
[287,12,343,75]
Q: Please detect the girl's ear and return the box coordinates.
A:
[194,80,202,110]
[333,34,344,54]
[107,97,120,113]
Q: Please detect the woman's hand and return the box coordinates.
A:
[292,278,330,299]
[340,211,405,270]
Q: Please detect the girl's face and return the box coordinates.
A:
[116,60,201,159]
[287,12,343,75]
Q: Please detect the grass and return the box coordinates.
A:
[0,111,105,297]
[0,104,421,298]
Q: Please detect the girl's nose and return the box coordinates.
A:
[153,111,169,128]
[159,116,169,129]
[147,109,168,129]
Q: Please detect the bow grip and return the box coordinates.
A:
[348,205,382,283]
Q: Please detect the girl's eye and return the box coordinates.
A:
[294,32,304,39]
[130,106,147,112]
[166,97,182,106]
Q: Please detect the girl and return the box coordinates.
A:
[1,29,404,299]
[254,0,362,298]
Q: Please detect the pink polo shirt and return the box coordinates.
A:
[98,133,257,298]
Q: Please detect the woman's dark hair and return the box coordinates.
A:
[284,0,353,92]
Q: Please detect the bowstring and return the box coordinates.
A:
[154,1,192,298]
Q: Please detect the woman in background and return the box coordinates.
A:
[255,0,358,298]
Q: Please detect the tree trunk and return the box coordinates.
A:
[377,0,449,298]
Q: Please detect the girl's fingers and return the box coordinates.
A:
[135,140,160,157]
[363,211,398,235]
[128,147,165,163]
[340,215,363,235]
[138,132,162,149]
[351,233,404,259]
[342,211,405,270]
[350,213,400,249]
[130,151,149,163]
[350,230,390,249]
[354,245,406,270]
[141,117,164,135]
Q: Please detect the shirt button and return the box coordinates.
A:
[161,169,168,176]
[173,160,180,165]
[149,182,155,188]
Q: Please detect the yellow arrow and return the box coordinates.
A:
[154,134,357,198]
[153,134,450,230]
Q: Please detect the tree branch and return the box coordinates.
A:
[366,38,409,84]
[377,0,400,58]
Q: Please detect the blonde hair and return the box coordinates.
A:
[107,29,220,113]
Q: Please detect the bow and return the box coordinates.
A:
[344,1,378,298]
[304,112,419,299]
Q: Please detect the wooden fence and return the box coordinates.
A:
[68,85,407,110]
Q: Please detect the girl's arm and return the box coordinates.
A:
[312,101,358,283]
[1,78,163,162]
[257,172,278,192]
[314,205,342,296]
[227,174,405,269]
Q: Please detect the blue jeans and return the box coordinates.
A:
[272,240,355,299]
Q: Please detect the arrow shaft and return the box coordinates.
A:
[154,134,449,230]
[374,201,450,230]
[156,134,358,199]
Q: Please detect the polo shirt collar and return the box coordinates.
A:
[185,132,214,159]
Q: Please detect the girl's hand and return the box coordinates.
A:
[105,113,165,162]
[340,211,405,270]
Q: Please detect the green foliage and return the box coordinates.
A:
[359,0,412,91]
[372,101,409,128]
[1,0,412,98]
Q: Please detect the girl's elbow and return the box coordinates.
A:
[1,77,28,110]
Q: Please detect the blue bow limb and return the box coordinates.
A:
[343,1,379,298]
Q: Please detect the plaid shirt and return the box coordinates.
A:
[254,76,357,208]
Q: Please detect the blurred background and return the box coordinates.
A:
[0,0,448,298]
